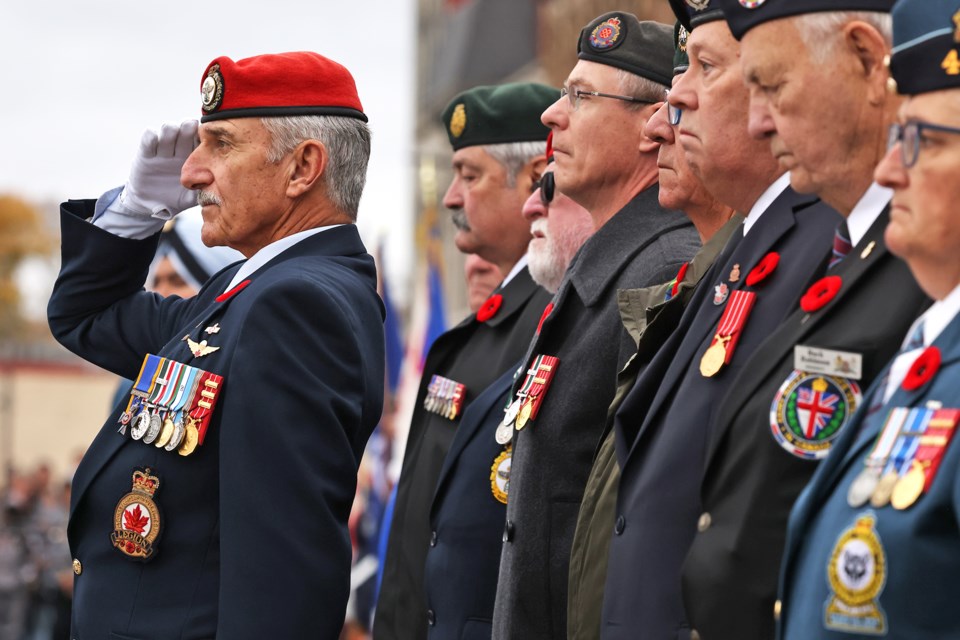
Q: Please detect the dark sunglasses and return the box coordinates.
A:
[537,172,555,206]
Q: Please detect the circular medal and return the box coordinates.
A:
[848,466,881,508]
[699,341,727,377]
[495,421,514,445]
[515,399,534,431]
[130,410,150,441]
[154,416,175,448]
[142,411,163,444]
[165,415,186,451]
[490,448,512,505]
[870,471,899,508]
[771,372,862,460]
[891,461,925,510]
[178,421,199,457]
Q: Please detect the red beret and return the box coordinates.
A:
[199,51,367,123]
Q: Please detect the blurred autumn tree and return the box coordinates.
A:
[0,195,52,340]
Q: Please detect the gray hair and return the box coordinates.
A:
[616,69,669,111]
[261,115,372,221]
[482,141,547,187]
[794,11,893,65]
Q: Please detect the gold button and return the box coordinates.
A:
[72,559,82,575]
[697,512,712,532]
[774,599,782,621]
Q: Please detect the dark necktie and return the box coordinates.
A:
[828,221,852,269]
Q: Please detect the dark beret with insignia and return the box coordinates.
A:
[669,0,726,31]
[717,0,896,40]
[675,22,691,74]
[890,0,960,95]
[441,83,555,151]
[577,12,674,86]
[198,51,366,123]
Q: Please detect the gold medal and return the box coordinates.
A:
[870,471,899,508]
[891,460,926,510]
[700,339,729,377]
[154,416,175,448]
[178,420,200,456]
[515,397,534,431]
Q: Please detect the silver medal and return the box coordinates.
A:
[165,414,186,451]
[847,466,881,508]
[495,421,514,445]
[130,409,151,440]
[142,411,163,444]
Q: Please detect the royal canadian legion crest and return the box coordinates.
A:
[111,468,163,561]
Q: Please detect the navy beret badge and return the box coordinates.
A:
[945,11,960,76]
[449,103,467,138]
[739,0,767,8]
[590,16,623,50]
[679,25,689,52]
[201,64,224,114]
[686,0,711,10]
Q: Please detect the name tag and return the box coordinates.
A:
[794,345,862,380]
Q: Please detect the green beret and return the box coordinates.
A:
[441,82,556,151]
[674,22,690,75]
[577,13,674,86]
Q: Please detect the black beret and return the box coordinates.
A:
[890,0,960,95]
[669,0,726,31]
[717,0,896,41]
[577,13,674,86]
[675,22,691,74]
[441,83,556,151]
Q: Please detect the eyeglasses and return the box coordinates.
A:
[888,120,960,168]
[560,85,659,111]
[537,172,555,206]
[665,89,682,126]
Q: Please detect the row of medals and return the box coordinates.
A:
[124,405,199,456]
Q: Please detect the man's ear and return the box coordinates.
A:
[286,139,327,198]
[845,21,890,106]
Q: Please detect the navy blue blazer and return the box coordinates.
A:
[778,311,960,639]
[604,186,840,639]
[423,365,518,640]
[48,202,385,640]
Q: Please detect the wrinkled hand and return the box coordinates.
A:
[119,120,199,220]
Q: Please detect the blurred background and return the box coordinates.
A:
[0,0,672,637]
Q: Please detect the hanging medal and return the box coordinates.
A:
[871,407,930,508]
[145,361,185,445]
[700,290,756,377]
[132,359,172,441]
[120,354,163,435]
[111,467,163,561]
[155,364,197,449]
[490,445,512,505]
[848,407,909,507]
[179,370,224,456]
[497,365,537,445]
[515,355,559,431]
[892,408,960,509]
[166,367,203,451]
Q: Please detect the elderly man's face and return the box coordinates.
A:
[741,18,883,204]
[542,60,658,208]
[181,118,288,258]
[521,165,595,293]
[875,91,960,297]
[645,74,714,213]
[442,146,533,265]
[667,21,770,202]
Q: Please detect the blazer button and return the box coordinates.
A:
[774,599,782,621]
[697,512,712,532]
[430,530,438,547]
[426,609,436,626]
[503,520,515,543]
[72,559,82,575]
[614,515,625,535]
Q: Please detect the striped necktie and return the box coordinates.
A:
[828,221,853,269]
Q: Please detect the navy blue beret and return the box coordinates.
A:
[717,0,896,40]
[669,0,726,31]
[890,0,960,95]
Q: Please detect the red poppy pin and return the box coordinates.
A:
[477,294,503,322]
[902,346,941,392]
[746,252,780,287]
[800,275,843,313]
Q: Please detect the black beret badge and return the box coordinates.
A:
[590,16,625,51]
[201,64,224,114]
[739,0,767,8]
[686,0,711,10]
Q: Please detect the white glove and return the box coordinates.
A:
[118,120,199,220]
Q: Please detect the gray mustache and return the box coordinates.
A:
[198,192,222,207]
[451,209,471,231]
